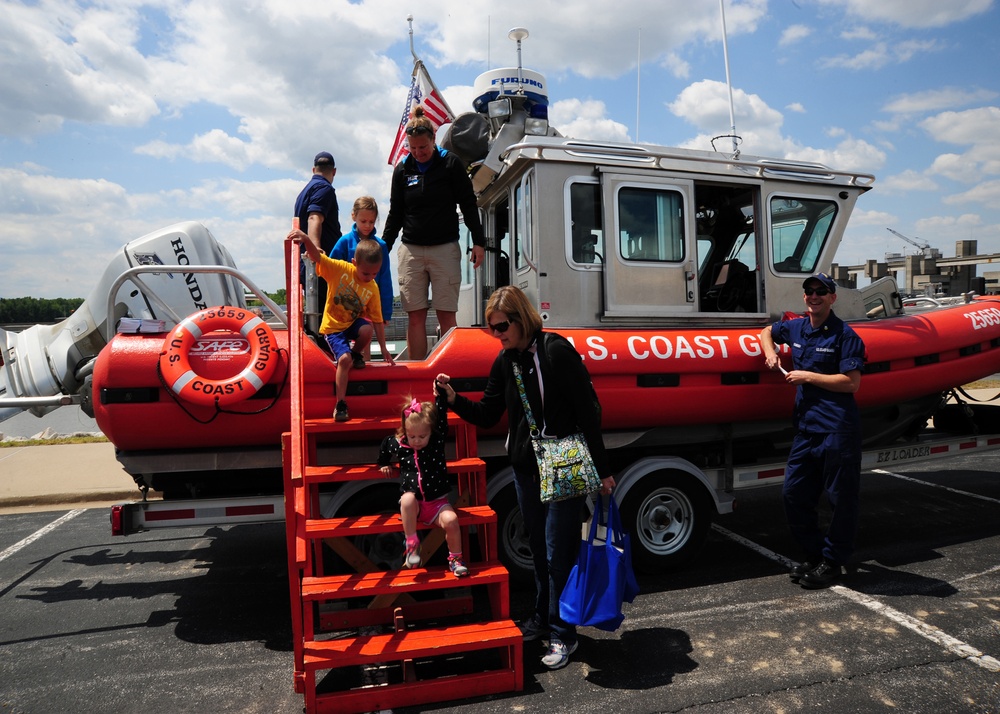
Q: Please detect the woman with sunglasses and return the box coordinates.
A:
[434,285,615,671]
[758,273,866,590]
[382,105,486,360]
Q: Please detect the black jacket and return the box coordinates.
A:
[450,331,610,480]
[377,391,452,501]
[382,148,485,249]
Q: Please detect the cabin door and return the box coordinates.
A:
[601,174,698,318]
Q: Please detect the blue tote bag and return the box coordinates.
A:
[559,494,640,632]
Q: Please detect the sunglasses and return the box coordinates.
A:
[803,287,830,297]
[487,320,512,334]
[405,125,433,137]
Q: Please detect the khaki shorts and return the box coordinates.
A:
[397,242,462,312]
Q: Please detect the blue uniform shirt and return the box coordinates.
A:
[770,311,865,434]
[294,174,341,254]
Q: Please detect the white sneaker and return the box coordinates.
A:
[541,639,578,670]
[403,538,421,568]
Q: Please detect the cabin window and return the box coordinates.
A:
[514,174,533,271]
[568,181,603,266]
[617,187,684,262]
[770,196,837,274]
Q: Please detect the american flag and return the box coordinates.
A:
[387,61,455,166]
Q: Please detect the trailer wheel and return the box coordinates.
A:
[490,485,534,584]
[619,471,712,573]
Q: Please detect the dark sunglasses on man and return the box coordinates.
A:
[803,287,830,297]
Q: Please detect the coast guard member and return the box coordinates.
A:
[758,273,866,588]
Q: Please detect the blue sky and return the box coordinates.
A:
[2,0,999,298]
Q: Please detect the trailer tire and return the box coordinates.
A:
[489,484,535,584]
[619,470,712,573]
[326,485,410,571]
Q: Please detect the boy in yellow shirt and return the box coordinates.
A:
[288,227,395,421]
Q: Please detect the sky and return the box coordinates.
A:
[2,0,1000,299]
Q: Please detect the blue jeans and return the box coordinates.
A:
[783,431,861,566]
[512,468,585,646]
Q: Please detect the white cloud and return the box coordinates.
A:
[820,39,941,70]
[921,107,1000,185]
[667,80,885,172]
[848,208,898,227]
[944,180,1000,210]
[818,0,994,29]
[549,99,631,143]
[779,24,812,46]
[883,88,999,115]
[879,169,939,194]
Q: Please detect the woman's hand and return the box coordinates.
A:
[434,373,456,404]
[600,475,616,495]
[380,465,393,478]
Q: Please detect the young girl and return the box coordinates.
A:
[377,390,468,577]
[330,196,393,365]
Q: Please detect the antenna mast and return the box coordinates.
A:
[719,0,739,156]
[508,27,529,92]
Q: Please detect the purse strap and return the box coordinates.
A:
[511,360,541,439]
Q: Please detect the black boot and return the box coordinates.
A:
[800,560,843,589]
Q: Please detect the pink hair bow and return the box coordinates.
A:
[404,398,422,417]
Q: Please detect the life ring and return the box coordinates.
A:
[159,306,278,407]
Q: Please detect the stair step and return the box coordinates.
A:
[303,456,484,485]
[304,505,496,539]
[302,561,508,602]
[312,669,521,714]
[303,619,521,670]
[303,416,399,435]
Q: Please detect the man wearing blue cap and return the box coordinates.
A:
[294,152,342,332]
[758,273,866,588]
[295,151,341,255]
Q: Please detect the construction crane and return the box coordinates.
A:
[887,227,933,257]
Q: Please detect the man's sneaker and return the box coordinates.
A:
[789,559,819,584]
[518,616,549,642]
[541,639,578,670]
[403,538,421,568]
[447,555,469,577]
[800,560,843,589]
[334,400,349,422]
[351,351,365,370]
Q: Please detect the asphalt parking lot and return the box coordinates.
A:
[2,451,999,714]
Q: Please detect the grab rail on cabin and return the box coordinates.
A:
[498,139,877,188]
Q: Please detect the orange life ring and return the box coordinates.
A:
[159,306,278,407]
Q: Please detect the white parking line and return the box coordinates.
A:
[872,468,1000,506]
[711,523,1000,673]
[0,509,85,563]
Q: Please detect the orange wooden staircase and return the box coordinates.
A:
[281,243,522,713]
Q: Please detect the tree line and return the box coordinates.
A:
[2,291,288,324]
[0,297,86,323]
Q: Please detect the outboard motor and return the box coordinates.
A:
[0,221,245,422]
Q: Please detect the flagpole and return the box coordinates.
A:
[407,14,418,64]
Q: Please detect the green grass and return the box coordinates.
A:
[0,434,109,448]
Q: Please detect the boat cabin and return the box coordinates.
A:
[450,68,890,330]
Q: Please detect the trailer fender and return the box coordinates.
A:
[613,456,733,515]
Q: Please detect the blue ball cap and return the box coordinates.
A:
[313,151,335,167]
[803,272,836,293]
